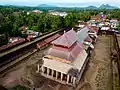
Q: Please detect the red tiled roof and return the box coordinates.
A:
[111,18,118,20]
[48,42,82,61]
[0,38,25,51]
[88,26,99,33]
[45,34,60,44]
[52,30,77,48]
[37,33,60,48]
[79,22,87,25]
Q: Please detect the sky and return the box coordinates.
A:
[0,0,120,7]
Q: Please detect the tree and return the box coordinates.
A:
[118,22,120,32]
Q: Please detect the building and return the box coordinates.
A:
[36,30,88,87]
[49,11,68,17]
[27,10,43,15]
[77,27,94,51]
[100,25,113,36]
[101,25,110,31]
[91,14,101,22]
[77,26,98,43]
[76,21,87,28]
[32,10,43,13]
[0,37,25,51]
[98,22,110,28]
[90,14,107,24]
[110,18,118,29]
[26,30,39,41]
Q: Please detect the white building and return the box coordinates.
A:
[36,30,88,87]
[101,26,110,31]
[110,19,118,29]
[49,11,68,17]
[32,10,43,13]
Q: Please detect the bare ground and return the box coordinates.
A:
[0,46,50,88]
[0,36,113,90]
[78,36,111,90]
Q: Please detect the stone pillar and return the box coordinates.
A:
[56,71,58,79]
[36,64,40,73]
[71,76,73,83]
[61,73,63,81]
[52,69,54,77]
[67,75,70,84]
[41,66,44,72]
[47,68,49,75]
[73,77,76,85]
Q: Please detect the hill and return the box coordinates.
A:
[38,4,58,8]
[86,6,98,9]
[99,4,118,9]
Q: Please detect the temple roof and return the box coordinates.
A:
[43,49,87,74]
[52,30,77,48]
[48,42,82,61]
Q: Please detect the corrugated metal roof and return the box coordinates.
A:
[77,27,89,43]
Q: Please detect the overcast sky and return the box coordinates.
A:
[0,0,120,7]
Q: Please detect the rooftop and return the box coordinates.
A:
[77,27,89,43]
[48,42,83,61]
[52,30,77,48]
[43,49,87,74]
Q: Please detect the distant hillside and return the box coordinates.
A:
[38,4,58,7]
[86,6,98,9]
[99,4,118,9]
[38,4,119,10]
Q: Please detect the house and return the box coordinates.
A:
[36,30,88,87]
[110,18,118,29]
[0,37,25,51]
[98,22,110,28]
[76,21,87,28]
[91,14,107,24]
[26,30,39,41]
[91,14,101,22]
[100,25,113,36]
[26,30,39,36]
[101,25,110,31]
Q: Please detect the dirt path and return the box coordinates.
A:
[78,36,111,90]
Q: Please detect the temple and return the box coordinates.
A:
[37,30,89,87]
